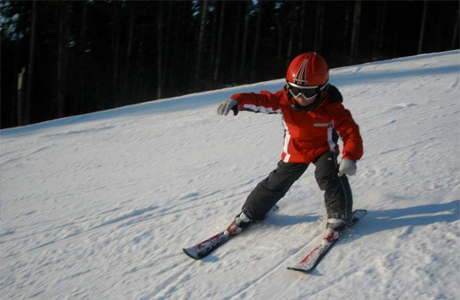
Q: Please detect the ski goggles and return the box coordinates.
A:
[288,82,328,100]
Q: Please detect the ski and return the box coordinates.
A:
[288,209,367,273]
[183,205,279,260]
[183,231,232,260]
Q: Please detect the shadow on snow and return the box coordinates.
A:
[350,200,459,241]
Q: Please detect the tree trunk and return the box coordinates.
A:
[157,1,163,99]
[123,1,135,104]
[213,1,226,85]
[452,10,459,49]
[286,17,294,67]
[17,67,26,126]
[239,1,250,81]
[169,1,185,94]
[194,0,208,91]
[373,1,387,60]
[209,1,218,83]
[163,1,173,96]
[299,2,306,51]
[250,0,262,81]
[111,3,120,107]
[231,2,242,83]
[79,0,88,111]
[392,8,401,57]
[13,23,20,126]
[343,4,351,61]
[56,0,69,118]
[25,0,38,125]
[276,15,283,60]
[417,0,428,54]
[349,0,361,64]
[135,9,146,104]
[314,1,325,52]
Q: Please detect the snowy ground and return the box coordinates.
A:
[1,50,459,300]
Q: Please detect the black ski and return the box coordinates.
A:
[183,205,279,260]
[288,209,367,273]
[183,231,233,260]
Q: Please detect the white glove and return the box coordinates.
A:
[338,159,357,177]
[217,99,239,116]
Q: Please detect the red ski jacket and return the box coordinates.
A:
[230,85,363,164]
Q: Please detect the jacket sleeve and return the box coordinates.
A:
[230,90,282,114]
[330,102,363,161]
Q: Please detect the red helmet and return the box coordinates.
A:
[286,52,329,87]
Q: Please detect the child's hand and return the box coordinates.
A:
[217,99,239,116]
[338,159,357,177]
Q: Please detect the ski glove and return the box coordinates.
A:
[338,159,357,177]
[217,98,239,116]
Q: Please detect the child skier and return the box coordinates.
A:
[217,52,363,242]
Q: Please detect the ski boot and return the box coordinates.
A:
[322,218,347,243]
[225,211,252,236]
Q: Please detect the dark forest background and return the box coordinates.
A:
[1,0,459,129]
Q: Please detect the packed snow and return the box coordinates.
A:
[1,50,459,300]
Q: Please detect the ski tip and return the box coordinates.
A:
[183,248,201,260]
[287,266,311,274]
[351,209,368,221]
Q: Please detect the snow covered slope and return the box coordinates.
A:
[1,50,459,300]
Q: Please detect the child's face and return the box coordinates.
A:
[293,94,316,107]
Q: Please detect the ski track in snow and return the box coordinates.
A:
[1,50,459,300]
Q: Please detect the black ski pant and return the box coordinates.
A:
[242,151,353,221]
